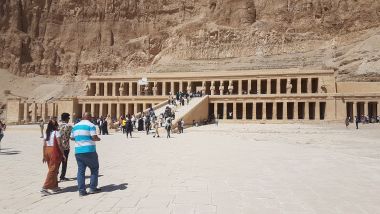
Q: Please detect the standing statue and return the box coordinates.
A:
[286,80,292,93]
[228,81,234,95]
[219,82,225,95]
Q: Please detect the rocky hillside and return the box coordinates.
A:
[0,0,380,81]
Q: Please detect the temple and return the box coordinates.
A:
[6,69,380,124]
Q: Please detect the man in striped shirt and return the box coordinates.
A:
[71,112,101,196]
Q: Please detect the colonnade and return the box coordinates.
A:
[20,102,58,123]
[87,77,321,97]
[346,101,380,120]
[211,101,327,121]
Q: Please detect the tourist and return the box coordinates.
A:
[39,119,44,138]
[345,117,350,128]
[97,117,103,135]
[41,120,65,196]
[355,116,359,129]
[145,116,151,135]
[165,117,172,138]
[131,114,136,129]
[153,119,160,138]
[138,116,144,131]
[102,118,109,135]
[71,112,101,196]
[121,117,127,134]
[177,120,182,134]
[59,113,72,182]
[126,117,133,138]
[180,119,184,133]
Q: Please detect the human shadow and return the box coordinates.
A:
[0,149,21,155]
[60,183,128,193]
[69,174,104,180]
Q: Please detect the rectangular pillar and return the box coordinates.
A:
[273,102,277,120]
[247,79,251,94]
[129,82,133,96]
[214,102,218,119]
[96,82,100,96]
[233,102,237,120]
[31,102,37,123]
[353,101,357,117]
[267,80,271,95]
[112,82,116,96]
[170,82,174,95]
[104,82,108,96]
[262,102,266,120]
[252,102,255,120]
[134,104,138,115]
[364,101,368,116]
[108,103,112,117]
[99,103,103,117]
[257,79,261,94]
[238,80,242,95]
[283,101,287,120]
[91,103,95,117]
[305,102,309,120]
[377,101,380,116]
[297,78,301,94]
[294,101,298,120]
[116,103,121,118]
[307,78,312,93]
[179,81,183,93]
[42,103,47,121]
[315,101,320,120]
[276,79,281,94]
[162,82,166,96]
[82,103,86,116]
[242,102,247,120]
[223,102,227,119]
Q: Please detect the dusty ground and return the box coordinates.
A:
[0,123,379,214]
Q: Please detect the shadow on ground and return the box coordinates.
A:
[0,147,21,155]
[60,183,128,193]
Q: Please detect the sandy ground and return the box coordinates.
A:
[0,123,379,214]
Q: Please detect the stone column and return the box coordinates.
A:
[315,102,320,120]
[214,103,218,119]
[116,103,121,118]
[187,81,192,94]
[262,102,266,120]
[82,103,86,116]
[276,79,281,94]
[283,101,288,120]
[286,78,291,94]
[257,79,261,94]
[134,104,138,115]
[252,102,255,120]
[273,102,277,120]
[129,82,133,96]
[179,81,183,93]
[137,83,141,96]
[353,101,357,117]
[307,78,312,93]
[242,102,247,120]
[305,102,309,120]
[91,103,95,117]
[247,79,251,95]
[99,103,103,117]
[201,81,206,95]
[104,82,108,96]
[228,81,233,95]
[112,82,116,96]
[267,80,271,94]
[170,81,175,95]
[297,78,301,94]
[153,82,158,96]
[119,83,125,96]
[364,101,368,116]
[233,102,237,120]
[31,102,37,123]
[96,82,100,96]
[294,102,298,120]
[377,101,380,117]
[42,103,47,121]
[210,81,215,95]
[219,82,224,95]
[162,81,167,95]
[238,80,242,95]
[223,102,227,119]
[107,103,112,117]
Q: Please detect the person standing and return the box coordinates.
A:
[71,112,101,196]
[145,116,151,135]
[59,113,72,182]
[0,121,5,150]
[126,117,133,138]
[345,117,350,128]
[39,119,44,138]
[180,119,185,133]
[355,116,360,129]
[41,120,65,196]
[153,119,160,138]
[165,117,172,138]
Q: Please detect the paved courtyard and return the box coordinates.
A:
[0,123,379,214]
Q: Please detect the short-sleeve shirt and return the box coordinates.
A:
[59,122,72,150]
[71,120,97,154]
[45,131,61,147]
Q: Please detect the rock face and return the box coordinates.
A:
[0,0,380,80]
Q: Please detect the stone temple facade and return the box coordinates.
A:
[6,69,380,125]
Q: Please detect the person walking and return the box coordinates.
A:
[59,113,72,182]
[71,112,101,196]
[153,119,160,138]
[345,117,350,128]
[39,119,44,138]
[145,116,151,135]
[165,117,172,138]
[41,120,65,196]
[126,117,133,138]
[0,121,5,150]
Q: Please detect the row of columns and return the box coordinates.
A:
[350,101,380,117]
[213,101,324,120]
[22,102,58,123]
[90,77,318,97]
[81,102,156,118]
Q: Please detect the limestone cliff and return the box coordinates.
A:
[0,0,380,81]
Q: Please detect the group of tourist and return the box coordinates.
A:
[41,112,101,197]
[345,115,380,129]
